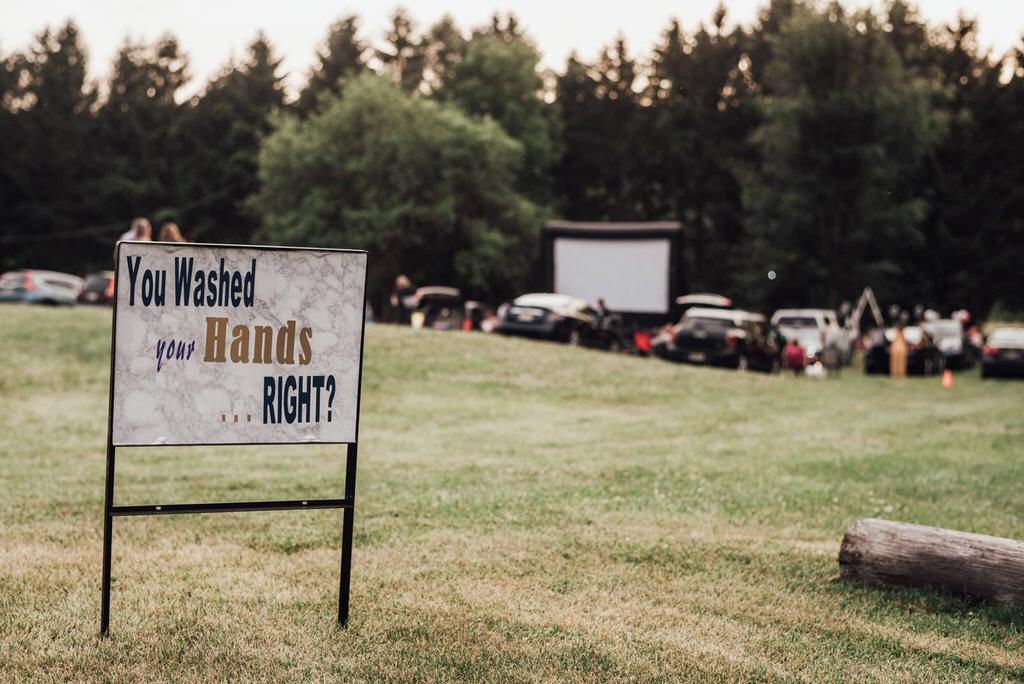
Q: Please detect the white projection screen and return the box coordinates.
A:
[553,237,671,314]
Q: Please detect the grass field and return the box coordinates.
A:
[2,305,1024,682]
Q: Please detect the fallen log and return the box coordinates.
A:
[838,517,1024,604]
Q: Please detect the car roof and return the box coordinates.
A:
[684,307,765,323]
[676,293,733,308]
[773,309,834,318]
[989,327,1024,344]
[513,293,589,309]
[414,286,461,299]
[3,269,80,278]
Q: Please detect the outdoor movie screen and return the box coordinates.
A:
[553,237,671,314]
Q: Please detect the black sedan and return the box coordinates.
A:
[77,271,116,305]
[981,327,1024,378]
[495,293,623,350]
[864,327,945,375]
[652,307,782,372]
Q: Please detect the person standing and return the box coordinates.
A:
[119,217,152,243]
[783,338,807,376]
[115,217,151,262]
[890,326,908,378]
[389,274,416,324]
[158,222,186,242]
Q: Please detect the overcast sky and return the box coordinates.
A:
[3,1,1023,97]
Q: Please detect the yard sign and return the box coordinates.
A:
[101,241,368,634]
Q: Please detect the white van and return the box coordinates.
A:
[771,308,852,364]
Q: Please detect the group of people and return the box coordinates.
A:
[781,338,842,378]
[118,217,187,245]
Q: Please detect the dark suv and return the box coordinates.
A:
[653,307,783,372]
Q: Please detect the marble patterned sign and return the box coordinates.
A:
[111,242,367,446]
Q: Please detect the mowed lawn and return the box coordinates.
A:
[2,305,1024,682]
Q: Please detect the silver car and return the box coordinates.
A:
[0,269,83,305]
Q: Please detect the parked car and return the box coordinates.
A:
[864,327,945,375]
[0,269,83,305]
[408,286,463,330]
[981,327,1024,379]
[496,293,623,350]
[653,307,783,372]
[771,308,852,364]
[77,271,116,305]
[923,318,975,369]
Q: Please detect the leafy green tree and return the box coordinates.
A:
[296,16,367,116]
[741,4,943,308]
[440,34,560,205]
[253,74,541,306]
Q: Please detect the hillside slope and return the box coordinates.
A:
[2,305,1023,681]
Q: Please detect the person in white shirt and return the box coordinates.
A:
[118,217,152,243]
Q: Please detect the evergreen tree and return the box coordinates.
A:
[553,53,606,219]
[94,35,189,232]
[422,15,465,94]
[902,17,1010,314]
[377,9,425,93]
[741,4,943,308]
[0,22,100,271]
[176,34,285,243]
[649,8,757,293]
[296,16,367,116]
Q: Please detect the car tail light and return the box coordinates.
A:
[983,345,999,357]
[634,330,651,353]
[725,332,738,349]
[105,278,115,299]
[22,273,35,291]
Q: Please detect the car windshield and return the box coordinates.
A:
[776,316,818,328]
[514,294,584,312]
[989,328,1024,345]
[84,275,109,290]
[681,316,733,331]
[0,273,25,287]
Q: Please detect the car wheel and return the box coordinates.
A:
[608,338,621,353]
[568,328,581,347]
[771,358,781,374]
[737,355,749,372]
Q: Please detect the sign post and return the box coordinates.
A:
[101,241,368,635]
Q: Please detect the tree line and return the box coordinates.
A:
[2,1,1023,316]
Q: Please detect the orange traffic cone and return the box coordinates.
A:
[942,369,953,388]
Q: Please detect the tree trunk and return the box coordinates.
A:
[838,518,1024,604]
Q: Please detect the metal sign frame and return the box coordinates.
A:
[101,241,368,635]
